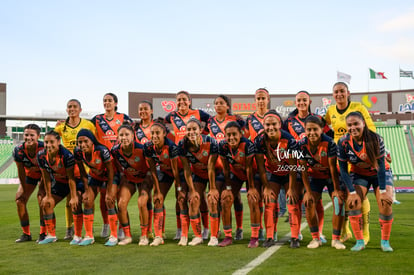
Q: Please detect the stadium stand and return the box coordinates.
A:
[0,163,17,179]
[0,143,14,167]
[377,126,414,178]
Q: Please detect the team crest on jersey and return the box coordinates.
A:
[71,129,77,134]
[135,156,140,162]
[164,153,169,159]
[360,153,367,161]
[202,150,208,157]
[239,152,245,157]
[116,119,121,124]
[179,126,186,132]
[106,130,115,136]
[320,151,327,157]
[216,133,224,140]
[95,159,101,164]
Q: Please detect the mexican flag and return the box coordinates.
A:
[369,68,387,79]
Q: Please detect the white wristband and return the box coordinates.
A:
[379,189,387,194]
[349,191,356,195]
[177,186,182,191]
[226,186,232,190]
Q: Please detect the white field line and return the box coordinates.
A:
[233,202,333,275]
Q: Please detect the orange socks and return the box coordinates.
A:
[349,211,363,240]
[153,208,164,238]
[317,199,324,233]
[251,224,260,239]
[379,214,393,241]
[190,213,202,238]
[100,189,108,225]
[44,213,56,236]
[265,201,276,238]
[108,208,118,238]
[287,203,301,239]
[121,223,132,238]
[209,213,220,237]
[180,210,190,237]
[201,210,209,230]
[21,221,30,236]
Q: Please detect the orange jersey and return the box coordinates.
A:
[37,145,75,184]
[144,137,182,177]
[208,115,246,142]
[219,137,256,181]
[337,133,390,176]
[91,112,133,149]
[135,121,153,145]
[283,113,331,141]
[178,135,221,179]
[111,142,149,184]
[245,112,265,142]
[165,109,211,144]
[13,141,44,179]
[74,145,113,182]
[254,130,297,176]
[296,134,337,179]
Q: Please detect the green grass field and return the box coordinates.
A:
[0,183,413,275]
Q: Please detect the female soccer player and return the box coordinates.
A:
[91,93,133,238]
[164,90,211,239]
[284,91,333,243]
[54,99,96,240]
[296,116,346,249]
[255,110,299,248]
[178,118,223,246]
[337,112,393,252]
[13,124,45,243]
[245,88,271,240]
[74,129,117,246]
[36,130,83,244]
[325,82,375,244]
[112,124,158,246]
[143,121,182,246]
[218,121,261,248]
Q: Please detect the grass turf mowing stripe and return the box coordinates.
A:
[233,202,333,275]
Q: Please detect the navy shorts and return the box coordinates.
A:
[52,179,84,198]
[26,176,40,186]
[351,170,393,190]
[89,176,106,188]
[309,178,334,194]
[266,172,289,185]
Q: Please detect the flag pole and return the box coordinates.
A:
[399,66,401,90]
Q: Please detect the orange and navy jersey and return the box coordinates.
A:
[207,115,246,142]
[165,109,211,144]
[178,135,221,179]
[74,145,112,182]
[337,133,389,177]
[13,141,44,179]
[37,145,75,184]
[283,113,331,141]
[91,112,133,149]
[245,112,265,142]
[143,137,181,177]
[135,121,153,145]
[296,134,337,179]
[111,142,149,184]
[254,130,297,176]
[219,137,256,181]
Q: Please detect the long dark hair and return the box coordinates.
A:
[104,93,118,111]
[346,111,379,169]
[63,99,81,132]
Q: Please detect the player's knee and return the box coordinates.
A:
[15,195,28,206]
[221,196,233,209]
[138,194,149,208]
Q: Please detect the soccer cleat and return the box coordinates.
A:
[381,240,393,252]
[248,237,259,248]
[331,240,346,250]
[64,227,74,240]
[118,228,125,241]
[218,237,233,247]
[15,233,32,243]
[118,236,132,245]
[79,236,95,246]
[189,236,203,246]
[208,237,219,247]
[319,234,327,244]
[202,228,210,240]
[393,200,401,205]
[178,236,188,246]
[273,231,278,242]
[290,238,300,248]
[307,238,322,249]
[150,236,164,246]
[38,235,57,244]
[262,238,276,248]
[105,236,118,246]
[350,240,365,252]
[234,228,243,240]
[139,236,149,246]
[36,233,46,243]
[173,229,182,240]
[70,235,82,245]
[258,229,265,241]
[100,224,110,238]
